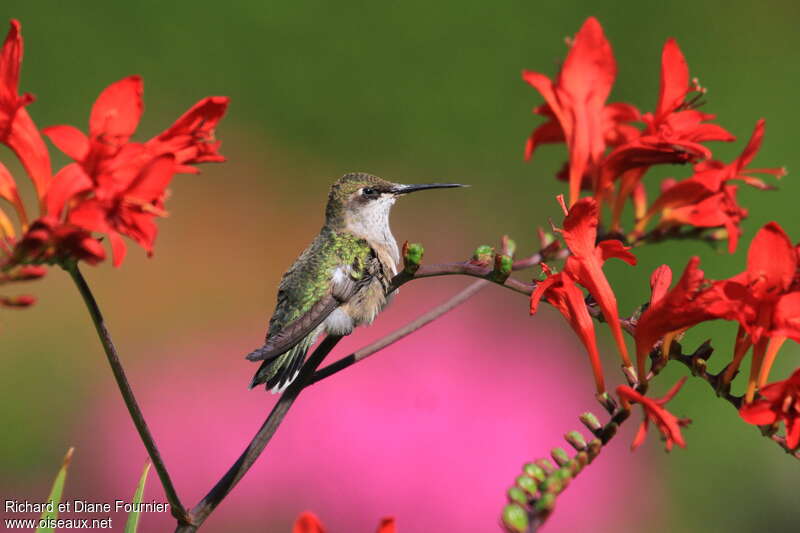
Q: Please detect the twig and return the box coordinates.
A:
[659,340,800,460]
[311,245,561,385]
[65,263,190,524]
[310,279,488,384]
[175,335,343,532]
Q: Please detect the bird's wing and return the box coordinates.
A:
[246,230,375,362]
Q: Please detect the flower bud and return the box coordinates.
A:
[501,503,529,532]
[535,458,556,474]
[564,431,587,451]
[534,493,555,514]
[550,447,570,467]
[522,462,546,483]
[402,242,424,274]
[515,475,538,496]
[507,486,528,506]
[471,244,494,265]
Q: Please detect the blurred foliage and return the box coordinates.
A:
[2,1,799,531]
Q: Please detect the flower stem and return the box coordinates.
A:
[65,263,190,524]
[177,335,343,532]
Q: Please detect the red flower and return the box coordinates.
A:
[617,378,691,451]
[635,258,737,379]
[740,368,800,450]
[67,155,177,266]
[41,76,229,266]
[0,20,51,201]
[523,17,636,206]
[293,512,325,533]
[44,78,229,184]
[636,120,784,252]
[292,512,396,533]
[599,38,734,224]
[557,197,637,369]
[376,518,397,533]
[531,264,606,393]
[715,223,799,401]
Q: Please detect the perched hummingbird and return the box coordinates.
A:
[247,172,465,393]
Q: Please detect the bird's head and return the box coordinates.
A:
[325,172,466,237]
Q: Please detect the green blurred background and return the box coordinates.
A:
[2,1,799,531]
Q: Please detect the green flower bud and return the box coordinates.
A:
[501,504,529,532]
[551,447,570,467]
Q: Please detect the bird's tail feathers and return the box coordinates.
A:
[248,331,317,394]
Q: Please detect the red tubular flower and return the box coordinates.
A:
[740,368,800,450]
[617,378,691,451]
[40,76,229,266]
[599,38,734,225]
[292,512,396,533]
[67,155,177,266]
[557,197,637,370]
[523,17,636,206]
[635,257,738,379]
[293,512,325,533]
[531,264,606,393]
[637,120,784,253]
[715,223,799,400]
[376,518,397,533]
[0,20,51,201]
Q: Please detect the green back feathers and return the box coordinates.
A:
[268,228,371,336]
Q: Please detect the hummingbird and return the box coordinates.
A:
[247,172,466,393]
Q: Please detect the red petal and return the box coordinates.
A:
[746,222,796,295]
[596,239,637,266]
[89,75,143,142]
[293,512,325,533]
[149,96,229,166]
[44,163,92,217]
[108,230,127,267]
[376,518,397,533]
[126,154,176,202]
[739,401,778,425]
[773,293,800,343]
[43,125,90,162]
[656,38,689,120]
[5,108,52,200]
[0,160,22,211]
[649,265,673,305]
[786,417,800,450]
[736,119,766,170]
[558,17,616,115]
[0,20,23,106]
[630,419,649,451]
[658,376,688,404]
[524,119,565,161]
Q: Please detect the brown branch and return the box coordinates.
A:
[656,340,800,460]
[175,335,343,532]
[311,244,562,385]
[311,279,489,384]
[65,263,190,525]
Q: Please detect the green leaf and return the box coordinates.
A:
[124,461,152,533]
[36,447,74,533]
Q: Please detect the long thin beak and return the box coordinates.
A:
[390,183,468,195]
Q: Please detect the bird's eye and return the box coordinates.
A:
[361,187,379,199]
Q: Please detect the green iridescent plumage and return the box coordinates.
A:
[268,228,372,335]
[249,227,372,390]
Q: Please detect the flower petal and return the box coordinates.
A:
[43,124,90,162]
[293,512,325,533]
[656,38,689,120]
[89,75,143,143]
